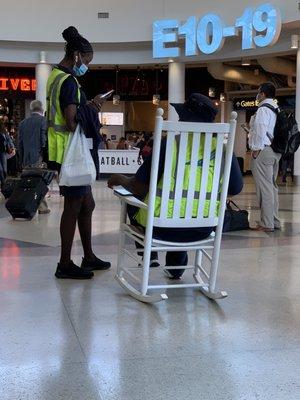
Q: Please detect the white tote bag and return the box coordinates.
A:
[59,125,96,186]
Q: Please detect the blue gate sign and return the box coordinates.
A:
[153,3,282,58]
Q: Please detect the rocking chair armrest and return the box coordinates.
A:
[114,193,148,210]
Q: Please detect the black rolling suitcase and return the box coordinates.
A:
[1,178,21,199]
[5,177,48,220]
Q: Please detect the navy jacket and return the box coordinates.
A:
[76,104,102,150]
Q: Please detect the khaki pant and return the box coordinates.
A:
[250,146,281,229]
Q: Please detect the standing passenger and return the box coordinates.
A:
[18,100,50,214]
[0,120,14,189]
[47,26,111,279]
[249,82,281,232]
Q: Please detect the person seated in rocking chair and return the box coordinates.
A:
[108,93,243,279]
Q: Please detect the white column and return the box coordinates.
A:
[220,102,225,123]
[35,51,52,110]
[294,46,300,185]
[168,62,185,122]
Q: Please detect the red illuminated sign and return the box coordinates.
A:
[0,78,36,92]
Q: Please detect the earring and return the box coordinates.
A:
[75,56,78,63]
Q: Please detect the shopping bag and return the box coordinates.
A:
[59,125,96,186]
[223,200,249,232]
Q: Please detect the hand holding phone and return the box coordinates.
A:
[100,90,114,99]
[93,90,114,108]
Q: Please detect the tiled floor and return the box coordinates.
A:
[0,178,300,400]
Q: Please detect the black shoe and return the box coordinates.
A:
[55,261,94,279]
[138,259,160,268]
[81,255,111,271]
[150,259,160,268]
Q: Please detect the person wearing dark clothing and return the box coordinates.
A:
[116,137,128,150]
[99,133,107,150]
[0,120,14,189]
[19,101,47,167]
[6,131,18,177]
[108,93,243,279]
[18,100,50,213]
[47,26,111,280]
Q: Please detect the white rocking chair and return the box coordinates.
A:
[115,108,237,303]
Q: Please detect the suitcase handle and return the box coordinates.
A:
[226,200,242,211]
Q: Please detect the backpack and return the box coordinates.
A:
[261,104,300,157]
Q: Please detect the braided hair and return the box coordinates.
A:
[62,26,93,58]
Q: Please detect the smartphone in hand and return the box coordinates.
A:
[113,186,133,197]
[100,90,114,100]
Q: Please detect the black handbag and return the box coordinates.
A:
[223,200,249,232]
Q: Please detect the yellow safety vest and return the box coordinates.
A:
[46,67,81,164]
[135,134,219,227]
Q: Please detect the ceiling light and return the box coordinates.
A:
[209,87,216,98]
[113,95,120,105]
[242,58,251,66]
[152,94,160,105]
[291,34,299,49]
[220,93,226,102]
[39,51,46,64]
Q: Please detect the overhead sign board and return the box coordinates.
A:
[153,3,282,58]
[233,99,260,109]
[0,77,36,92]
[99,149,142,174]
[233,97,295,110]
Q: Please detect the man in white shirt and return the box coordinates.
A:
[249,82,281,232]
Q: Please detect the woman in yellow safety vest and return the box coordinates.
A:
[47,26,111,279]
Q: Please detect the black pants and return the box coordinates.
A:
[0,152,7,187]
[7,154,18,177]
[127,205,213,278]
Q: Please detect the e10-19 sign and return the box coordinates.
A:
[153,3,281,58]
